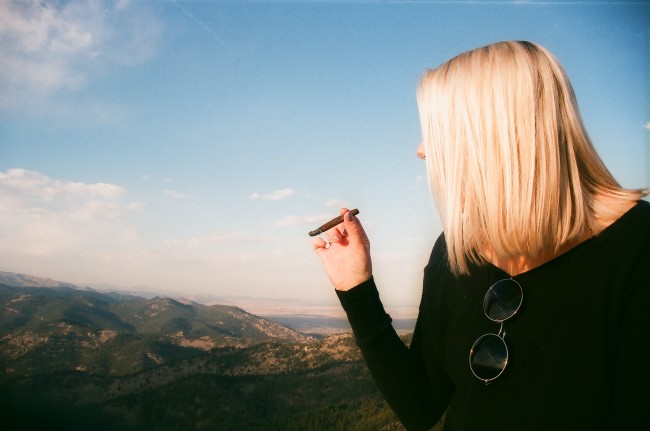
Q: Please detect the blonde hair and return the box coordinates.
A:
[417,40,646,275]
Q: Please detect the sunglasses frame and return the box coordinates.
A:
[469,278,523,384]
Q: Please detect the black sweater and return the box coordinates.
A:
[337,200,650,431]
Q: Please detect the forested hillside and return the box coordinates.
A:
[0,276,435,430]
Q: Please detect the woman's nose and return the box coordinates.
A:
[416,143,426,160]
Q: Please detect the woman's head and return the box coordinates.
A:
[417,40,643,275]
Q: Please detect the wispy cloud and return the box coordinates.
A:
[324,198,348,208]
[0,168,295,293]
[273,214,331,228]
[249,187,295,201]
[0,0,161,113]
[164,190,195,200]
[0,168,141,256]
[644,122,650,130]
[0,168,125,201]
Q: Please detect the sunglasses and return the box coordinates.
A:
[469,278,523,383]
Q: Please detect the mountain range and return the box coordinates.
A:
[0,271,432,430]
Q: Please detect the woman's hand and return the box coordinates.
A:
[312,208,372,291]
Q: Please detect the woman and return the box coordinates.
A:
[312,41,648,430]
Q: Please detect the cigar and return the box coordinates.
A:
[308,209,359,237]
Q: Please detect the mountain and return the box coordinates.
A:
[0,271,80,289]
[0,279,314,378]
[0,272,432,430]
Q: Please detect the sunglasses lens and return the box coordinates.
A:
[483,279,523,321]
[469,334,508,381]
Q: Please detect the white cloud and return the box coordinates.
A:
[0,168,125,201]
[0,0,161,112]
[164,190,195,200]
[0,168,140,256]
[249,187,295,201]
[273,214,331,228]
[324,198,348,208]
[644,122,650,130]
[0,168,313,297]
[175,232,259,248]
[0,169,352,302]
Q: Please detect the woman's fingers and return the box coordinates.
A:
[320,209,366,247]
[343,209,370,250]
[326,232,340,244]
[312,208,372,291]
[313,224,346,251]
[326,225,346,243]
[312,236,328,251]
[323,209,351,244]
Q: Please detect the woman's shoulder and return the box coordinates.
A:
[595,196,649,230]
[425,233,449,272]
[594,199,650,243]
[563,199,649,278]
[629,198,650,220]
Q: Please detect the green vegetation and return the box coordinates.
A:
[0,282,417,430]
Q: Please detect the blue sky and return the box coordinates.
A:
[1,0,648,316]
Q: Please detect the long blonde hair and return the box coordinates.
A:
[417,40,645,275]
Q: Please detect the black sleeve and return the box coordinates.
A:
[337,277,451,431]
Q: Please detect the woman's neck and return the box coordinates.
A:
[483,195,637,277]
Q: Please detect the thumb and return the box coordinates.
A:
[343,209,369,248]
